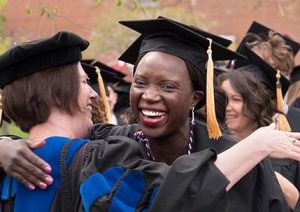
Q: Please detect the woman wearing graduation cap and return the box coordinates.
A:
[234,22,300,199]
[217,64,299,209]
[2,17,300,211]
[234,21,300,133]
[85,17,300,210]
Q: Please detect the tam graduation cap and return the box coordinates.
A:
[0,31,89,89]
[0,31,89,126]
[119,16,246,139]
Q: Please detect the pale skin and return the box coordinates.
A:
[0,62,98,190]
[221,79,299,209]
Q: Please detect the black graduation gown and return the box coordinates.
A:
[286,106,300,132]
[0,135,230,212]
[91,121,289,212]
[79,137,230,212]
[291,98,300,110]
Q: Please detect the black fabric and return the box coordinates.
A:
[271,106,300,197]
[79,135,229,212]
[91,121,289,211]
[81,60,126,86]
[59,140,76,212]
[291,98,300,110]
[286,106,300,132]
[150,149,229,212]
[0,31,89,89]
[290,65,300,84]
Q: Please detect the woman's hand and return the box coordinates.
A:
[247,124,300,161]
[0,138,53,190]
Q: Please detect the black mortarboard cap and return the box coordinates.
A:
[246,21,300,56]
[81,59,125,84]
[118,17,246,68]
[0,31,89,89]
[235,44,290,96]
[290,65,300,84]
[156,16,232,47]
[81,59,126,84]
[81,62,98,87]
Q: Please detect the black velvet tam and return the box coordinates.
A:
[0,31,89,88]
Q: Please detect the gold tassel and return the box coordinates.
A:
[275,70,291,131]
[95,67,112,124]
[206,38,222,139]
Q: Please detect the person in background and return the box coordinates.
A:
[82,59,131,125]
[234,21,299,80]
[217,67,299,209]
[232,21,300,132]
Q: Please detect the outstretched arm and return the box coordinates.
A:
[215,124,300,190]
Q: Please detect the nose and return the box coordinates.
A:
[89,86,98,100]
[226,100,233,111]
[142,86,161,102]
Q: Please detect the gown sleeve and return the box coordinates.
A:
[78,137,233,212]
[150,149,229,212]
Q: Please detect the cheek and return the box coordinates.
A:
[129,89,140,109]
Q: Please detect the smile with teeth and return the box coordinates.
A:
[226,114,237,120]
[141,109,166,117]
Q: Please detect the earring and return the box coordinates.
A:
[191,106,195,125]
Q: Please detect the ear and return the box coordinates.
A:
[191,91,204,108]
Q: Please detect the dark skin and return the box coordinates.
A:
[0,138,52,190]
[131,51,202,165]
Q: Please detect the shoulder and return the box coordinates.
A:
[193,121,237,153]
[90,124,139,140]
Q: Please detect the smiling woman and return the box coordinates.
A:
[91,16,293,210]
[217,69,274,140]
[3,17,300,211]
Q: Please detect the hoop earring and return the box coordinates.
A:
[191,107,195,125]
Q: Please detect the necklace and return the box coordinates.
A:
[134,124,195,161]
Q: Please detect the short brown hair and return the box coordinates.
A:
[2,62,80,132]
[217,69,275,129]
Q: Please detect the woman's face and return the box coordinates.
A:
[76,63,97,135]
[221,79,255,139]
[130,51,200,139]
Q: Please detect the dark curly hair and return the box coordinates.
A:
[217,69,275,129]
